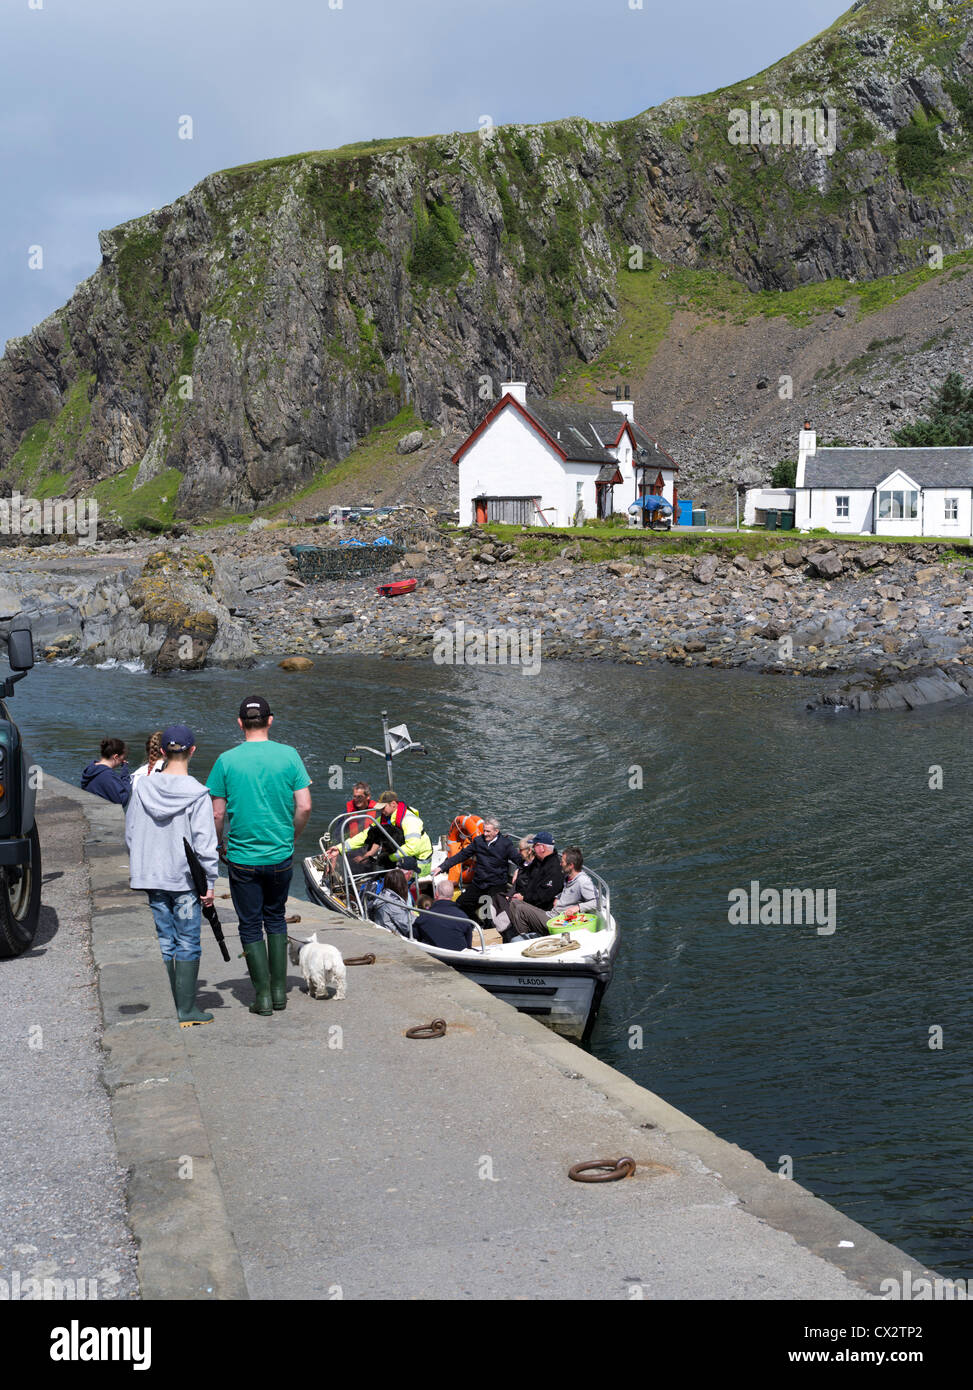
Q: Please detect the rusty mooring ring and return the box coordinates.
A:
[406,1018,447,1039]
[344,953,376,966]
[568,1156,636,1183]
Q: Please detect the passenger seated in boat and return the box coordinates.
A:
[499,831,564,941]
[414,878,474,952]
[439,814,523,923]
[507,846,595,937]
[367,868,415,938]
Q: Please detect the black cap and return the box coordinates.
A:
[239,695,272,721]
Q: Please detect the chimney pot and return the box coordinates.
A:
[501,380,527,406]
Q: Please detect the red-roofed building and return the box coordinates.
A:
[451,382,677,527]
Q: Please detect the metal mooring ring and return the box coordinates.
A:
[405,1018,447,1039]
[344,953,376,967]
[568,1156,637,1183]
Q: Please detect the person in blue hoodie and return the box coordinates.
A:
[80,738,132,807]
[125,725,219,1027]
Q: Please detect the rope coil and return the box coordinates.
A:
[344,953,376,966]
[522,936,581,958]
[405,1018,447,1039]
[568,1157,636,1183]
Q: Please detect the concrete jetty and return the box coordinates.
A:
[37,776,934,1300]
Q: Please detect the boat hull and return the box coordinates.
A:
[444,955,610,1042]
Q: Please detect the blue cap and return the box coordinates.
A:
[161,724,194,752]
[532,831,555,846]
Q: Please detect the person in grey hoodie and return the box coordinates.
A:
[125,724,219,1027]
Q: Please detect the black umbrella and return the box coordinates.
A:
[183,837,231,962]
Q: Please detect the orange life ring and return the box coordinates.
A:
[446,814,485,884]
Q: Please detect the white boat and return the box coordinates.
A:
[301,812,619,1044]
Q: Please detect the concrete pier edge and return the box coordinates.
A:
[45,774,934,1299]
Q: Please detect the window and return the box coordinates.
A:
[945,497,959,522]
[835,495,849,519]
[878,489,918,520]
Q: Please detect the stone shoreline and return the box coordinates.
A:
[4,527,973,708]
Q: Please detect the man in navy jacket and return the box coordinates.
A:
[439,815,522,922]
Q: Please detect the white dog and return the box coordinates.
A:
[288,933,347,1000]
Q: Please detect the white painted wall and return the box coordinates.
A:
[798,487,874,533]
[458,407,568,525]
[920,488,973,537]
[563,461,604,524]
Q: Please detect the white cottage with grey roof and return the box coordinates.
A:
[451,381,677,527]
[794,426,973,537]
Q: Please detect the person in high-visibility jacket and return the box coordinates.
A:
[330,790,432,876]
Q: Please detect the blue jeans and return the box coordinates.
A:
[227,857,292,946]
[147,890,202,962]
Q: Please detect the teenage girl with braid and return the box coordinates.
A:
[131,730,166,787]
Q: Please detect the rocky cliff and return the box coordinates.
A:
[3,0,973,520]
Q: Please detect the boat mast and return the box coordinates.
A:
[381,710,394,790]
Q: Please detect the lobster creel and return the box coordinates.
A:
[445,813,484,884]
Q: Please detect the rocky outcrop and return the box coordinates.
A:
[3,0,973,521]
[0,545,255,669]
[811,666,973,712]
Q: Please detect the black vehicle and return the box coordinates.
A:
[0,622,41,958]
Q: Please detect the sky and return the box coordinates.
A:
[1,0,844,350]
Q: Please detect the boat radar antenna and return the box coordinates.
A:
[344,709,427,792]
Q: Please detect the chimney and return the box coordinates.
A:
[501,380,527,406]
[612,384,634,423]
[795,419,816,489]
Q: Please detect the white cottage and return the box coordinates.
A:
[452,381,677,527]
[795,426,973,537]
[746,425,973,537]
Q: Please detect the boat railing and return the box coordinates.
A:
[586,866,611,925]
[318,811,402,919]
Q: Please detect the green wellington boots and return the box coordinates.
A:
[173,959,214,1027]
[267,934,288,1011]
[164,958,177,1007]
[242,940,273,1016]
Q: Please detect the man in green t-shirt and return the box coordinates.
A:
[208,696,312,1017]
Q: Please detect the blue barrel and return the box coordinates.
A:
[678,500,694,527]
[692,509,707,527]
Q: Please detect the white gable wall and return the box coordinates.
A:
[458,406,568,526]
[458,404,676,525]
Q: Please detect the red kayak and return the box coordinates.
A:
[376,578,417,598]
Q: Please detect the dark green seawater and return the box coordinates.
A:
[16,655,973,1277]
